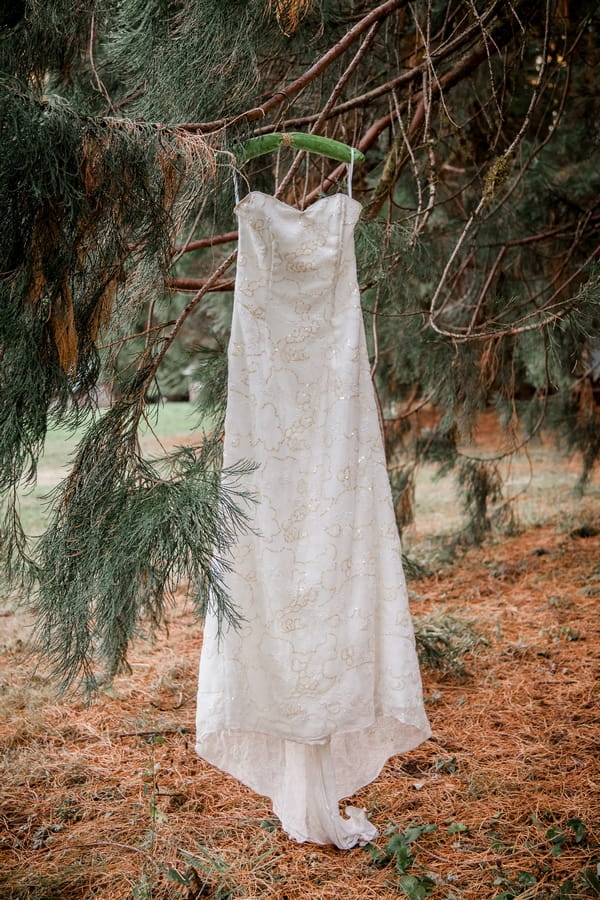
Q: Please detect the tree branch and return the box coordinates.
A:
[174,231,239,254]
[482,214,600,248]
[148,249,238,381]
[276,19,381,204]
[168,276,235,293]
[89,12,115,113]
[178,0,408,133]
[302,31,508,208]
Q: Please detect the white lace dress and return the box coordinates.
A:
[195,190,431,848]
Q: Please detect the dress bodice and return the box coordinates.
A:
[234,192,362,318]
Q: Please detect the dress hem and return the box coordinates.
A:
[195,714,432,803]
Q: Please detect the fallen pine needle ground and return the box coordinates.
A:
[0,432,599,899]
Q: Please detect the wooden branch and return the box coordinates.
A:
[427,0,555,338]
[276,20,381,204]
[89,12,115,113]
[178,0,408,133]
[248,31,486,135]
[116,727,193,738]
[150,248,238,379]
[96,321,176,352]
[466,246,507,335]
[194,3,493,138]
[168,276,235,292]
[364,30,509,217]
[426,241,600,343]
[302,33,504,208]
[266,27,414,133]
[174,230,238,253]
[482,215,600,248]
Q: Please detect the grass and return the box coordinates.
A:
[13,403,600,545]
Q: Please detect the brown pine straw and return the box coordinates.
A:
[268,0,314,35]
[0,511,598,896]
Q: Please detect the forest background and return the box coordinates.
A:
[0,1,599,897]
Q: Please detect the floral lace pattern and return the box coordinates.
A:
[196,191,431,847]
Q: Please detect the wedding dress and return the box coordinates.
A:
[195,184,431,848]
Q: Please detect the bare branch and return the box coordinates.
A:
[174,231,239,254]
[276,19,381,203]
[89,12,115,113]
[178,0,409,133]
[168,276,235,292]
[249,3,500,133]
[358,32,509,218]
[427,0,554,336]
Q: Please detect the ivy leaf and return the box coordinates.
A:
[517,871,537,886]
[393,843,414,874]
[580,867,600,896]
[546,825,567,857]
[404,823,438,843]
[398,874,435,899]
[566,817,586,843]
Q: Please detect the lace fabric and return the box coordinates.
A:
[196,191,431,847]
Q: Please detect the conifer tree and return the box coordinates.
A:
[0,0,598,689]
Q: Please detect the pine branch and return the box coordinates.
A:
[31,416,256,694]
[300,32,506,209]
[481,215,600,249]
[363,32,513,217]
[248,6,498,135]
[149,250,238,383]
[179,0,409,132]
[275,19,381,202]
[168,277,236,293]
[174,231,239,254]
[88,11,115,113]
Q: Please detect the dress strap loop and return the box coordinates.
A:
[347,147,355,199]
[232,169,240,206]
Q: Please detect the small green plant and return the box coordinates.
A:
[132,874,154,900]
[397,874,437,899]
[580,865,600,896]
[434,756,458,775]
[166,847,237,899]
[493,862,600,900]
[365,823,438,898]
[541,625,582,643]
[491,818,593,898]
[546,817,586,857]
[493,868,537,899]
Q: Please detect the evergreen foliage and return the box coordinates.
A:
[32,401,255,693]
[414,612,488,678]
[455,459,503,545]
[105,0,271,123]
[0,82,215,489]
[0,0,94,88]
[0,0,599,686]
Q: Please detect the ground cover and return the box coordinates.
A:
[0,410,598,899]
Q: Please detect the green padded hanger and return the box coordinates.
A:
[237,132,365,165]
